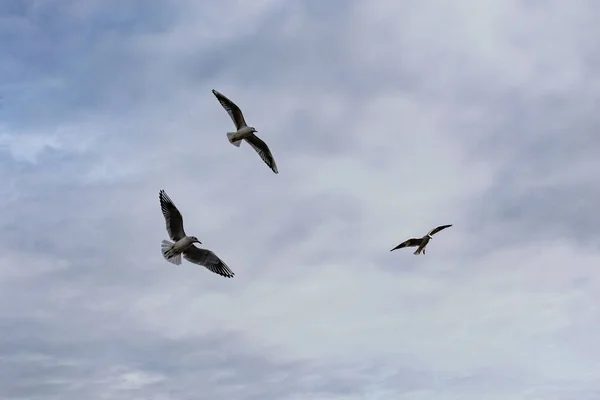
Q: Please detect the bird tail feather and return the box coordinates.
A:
[226,132,243,147]
[161,240,182,265]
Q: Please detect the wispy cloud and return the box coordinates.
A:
[1,0,599,398]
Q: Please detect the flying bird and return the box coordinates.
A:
[212,89,279,174]
[390,224,453,255]
[159,189,234,278]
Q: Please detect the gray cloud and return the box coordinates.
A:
[1,0,600,399]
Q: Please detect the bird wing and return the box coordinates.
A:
[428,224,453,236]
[183,245,235,278]
[390,238,422,251]
[212,89,247,131]
[245,133,279,174]
[159,190,186,241]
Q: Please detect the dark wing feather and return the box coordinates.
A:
[183,245,235,278]
[390,238,422,252]
[245,133,279,174]
[159,190,186,241]
[428,224,452,236]
[212,89,247,130]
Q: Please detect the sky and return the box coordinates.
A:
[0,0,599,399]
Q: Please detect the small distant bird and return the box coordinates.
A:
[212,89,279,174]
[390,224,453,255]
[159,189,234,278]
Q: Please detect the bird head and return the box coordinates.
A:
[250,126,257,132]
[190,236,202,244]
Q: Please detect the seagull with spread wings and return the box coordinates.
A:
[390,224,453,255]
[212,89,279,174]
[159,190,234,278]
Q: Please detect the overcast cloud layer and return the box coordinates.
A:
[1,0,600,399]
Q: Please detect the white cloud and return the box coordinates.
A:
[0,0,599,398]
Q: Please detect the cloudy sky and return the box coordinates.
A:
[1,0,599,398]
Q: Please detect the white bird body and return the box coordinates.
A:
[226,126,255,147]
[414,235,432,254]
[162,236,197,262]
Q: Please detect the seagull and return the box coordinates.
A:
[390,224,452,255]
[159,189,234,278]
[212,89,279,174]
